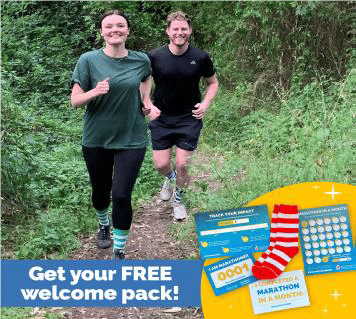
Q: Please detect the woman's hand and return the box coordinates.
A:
[94,78,110,97]
[71,79,110,109]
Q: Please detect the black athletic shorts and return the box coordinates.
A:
[148,113,203,151]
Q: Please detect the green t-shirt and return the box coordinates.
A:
[71,49,151,149]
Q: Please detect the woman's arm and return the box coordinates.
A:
[71,79,110,109]
[139,76,161,120]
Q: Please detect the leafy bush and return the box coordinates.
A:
[1,1,353,258]
[199,76,352,212]
[1,1,168,259]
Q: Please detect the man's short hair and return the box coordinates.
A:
[166,11,191,28]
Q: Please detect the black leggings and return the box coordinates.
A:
[82,146,146,230]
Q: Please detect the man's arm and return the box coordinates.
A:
[140,76,161,120]
[192,74,219,119]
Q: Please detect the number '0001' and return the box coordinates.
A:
[217,263,249,281]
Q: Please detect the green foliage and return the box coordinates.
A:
[2,1,91,105]
[1,1,353,258]
[1,88,39,206]
[1,1,168,259]
[175,1,352,103]
[16,208,81,259]
[200,76,352,207]
[1,307,64,319]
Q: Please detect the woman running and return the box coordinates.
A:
[71,10,151,259]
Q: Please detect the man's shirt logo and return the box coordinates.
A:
[190,60,197,65]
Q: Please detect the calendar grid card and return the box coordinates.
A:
[299,204,356,275]
[204,253,257,296]
[194,205,270,259]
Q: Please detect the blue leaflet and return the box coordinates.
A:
[299,204,356,275]
[204,253,257,296]
[195,205,271,259]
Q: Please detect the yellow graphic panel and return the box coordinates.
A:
[201,182,356,318]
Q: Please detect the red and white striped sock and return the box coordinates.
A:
[252,205,279,278]
[256,204,299,280]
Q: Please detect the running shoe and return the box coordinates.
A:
[173,201,187,220]
[112,249,125,260]
[160,177,174,201]
[97,225,112,249]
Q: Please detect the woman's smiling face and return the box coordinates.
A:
[100,14,129,46]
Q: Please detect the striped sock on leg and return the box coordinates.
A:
[113,228,129,253]
[166,170,176,180]
[96,207,110,226]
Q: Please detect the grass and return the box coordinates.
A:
[2,67,353,259]
[2,3,353,316]
[170,77,353,243]
[1,90,161,260]
[1,307,65,319]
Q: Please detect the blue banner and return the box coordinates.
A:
[1,260,204,307]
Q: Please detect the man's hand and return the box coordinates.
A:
[140,76,160,120]
[141,105,151,116]
[142,99,161,121]
[192,74,218,119]
[192,102,209,119]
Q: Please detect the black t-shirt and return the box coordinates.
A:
[148,45,216,116]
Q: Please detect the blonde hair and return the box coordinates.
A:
[166,11,191,28]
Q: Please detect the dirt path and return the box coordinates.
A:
[56,151,221,319]
[1,151,223,318]
[60,195,202,319]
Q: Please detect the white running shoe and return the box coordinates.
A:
[173,201,187,220]
[160,177,174,201]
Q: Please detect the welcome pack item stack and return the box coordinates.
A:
[194,203,355,315]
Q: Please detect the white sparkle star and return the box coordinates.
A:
[324,185,341,200]
[313,185,320,189]
[330,289,343,300]
[322,307,328,314]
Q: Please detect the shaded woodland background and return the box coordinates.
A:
[1,1,355,262]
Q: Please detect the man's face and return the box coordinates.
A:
[166,20,192,47]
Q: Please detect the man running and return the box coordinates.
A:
[141,11,219,220]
